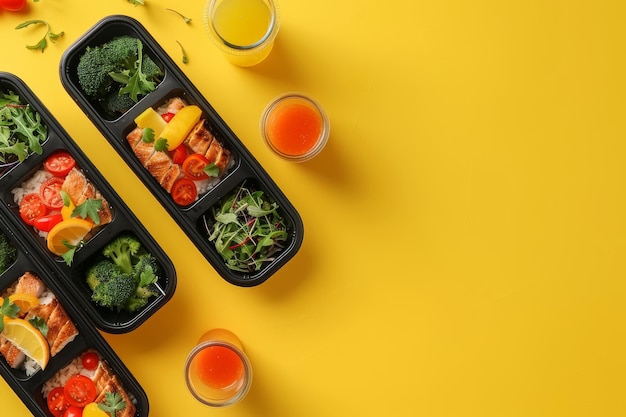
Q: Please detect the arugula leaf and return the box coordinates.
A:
[167,9,192,24]
[0,92,47,163]
[73,198,102,225]
[0,298,20,333]
[98,392,127,417]
[15,20,64,53]
[127,0,145,5]
[138,265,157,287]
[176,40,189,64]
[118,40,156,102]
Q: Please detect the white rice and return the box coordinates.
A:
[11,169,53,205]
[41,354,96,398]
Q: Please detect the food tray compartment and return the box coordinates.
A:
[0,217,148,417]
[60,15,303,287]
[1,72,176,332]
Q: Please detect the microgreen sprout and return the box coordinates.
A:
[15,20,64,53]
[167,9,192,24]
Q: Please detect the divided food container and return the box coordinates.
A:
[1,72,177,416]
[60,15,304,287]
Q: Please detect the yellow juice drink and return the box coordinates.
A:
[205,0,280,67]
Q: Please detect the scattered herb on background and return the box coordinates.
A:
[167,9,192,24]
[127,0,144,5]
[176,40,188,64]
[15,20,64,53]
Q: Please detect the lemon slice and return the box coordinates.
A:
[8,293,40,316]
[2,317,50,370]
[46,218,93,256]
[134,107,167,137]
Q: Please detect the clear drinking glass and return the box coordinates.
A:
[184,329,253,407]
[204,0,280,67]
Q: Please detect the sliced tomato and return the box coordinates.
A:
[19,193,47,225]
[63,405,83,417]
[81,351,99,371]
[171,178,197,206]
[39,177,65,210]
[161,112,176,122]
[172,145,188,165]
[47,387,71,417]
[182,153,210,180]
[33,213,64,232]
[44,151,76,177]
[64,374,97,408]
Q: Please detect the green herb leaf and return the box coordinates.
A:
[73,198,102,225]
[98,391,127,417]
[127,0,145,5]
[61,240,84,266]
[118,40,156,102]
[28,316,48,337]
[142,127,155,143]
[176,40,189,64]
[167,9,192,24]
[154,138,169,151]
[60,190,71,207]
[15,20,63,53]
[204,162,219,177]
[0,298,20,332]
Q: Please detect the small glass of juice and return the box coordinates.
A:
[184,328,253,407]
[260,93,330,162]
[204,0,280,67]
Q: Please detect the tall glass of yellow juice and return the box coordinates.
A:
[204,0,280,67]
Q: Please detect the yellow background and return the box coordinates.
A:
[1,0,625,416]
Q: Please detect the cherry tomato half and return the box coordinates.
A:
[44,151,76,177]
[19,193,47,225]
[39,177,65,210]
[47,387,70,417]
[161,112,175,122]
[64,374,97,408]
[0,0,27,12]
[63,405,83,417]
[171,178,197,206]
[33,213,63,232]
[182,153,210,180]
[81,351,100,371]
[172,145,188,165]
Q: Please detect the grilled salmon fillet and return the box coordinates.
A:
[62,168,113,225]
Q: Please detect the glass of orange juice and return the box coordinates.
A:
[184,328,253,407]
[260,92,330,162]
[203,0,280,67]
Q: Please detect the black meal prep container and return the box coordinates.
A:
[1,71,178,414]
[0,220,149,417]
[59,15,304,287]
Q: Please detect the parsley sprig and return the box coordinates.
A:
[0,297,20,333]
[98,392,127,417]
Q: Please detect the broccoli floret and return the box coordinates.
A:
[85,259,119,290]
[0,232,17,273]
[76,46,118,98]
[102,235,142,274]
[104,91,136,115]
[91,273,136,311]
[76,36,162,105]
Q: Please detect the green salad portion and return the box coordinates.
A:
[0,91,47,164]
[205,183,288,273]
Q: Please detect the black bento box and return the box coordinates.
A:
[0,217,149,417]
[1,72,177,416]
[59,15,304,287]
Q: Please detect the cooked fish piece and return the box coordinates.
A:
[205,138,231,173]
[126,127,144,148]
[185,120,215,155]
[95,375,137,417]
[62,168,113,226]
[131,140,157,166]
[160,164,182,193]
[49,321,79,357]
[146,148,174,182]
[91,358,114,394]
[14,272,46,298]
[0,336,25,369]
[25,298,78,357]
